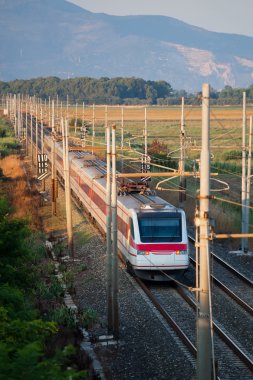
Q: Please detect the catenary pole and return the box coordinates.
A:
[51,129,57,216]
[41,106,46,191]
[179,97,186,204]
[62,119,74,258]
[35,104,38,175]
[121,106,124,173]
[30,102,33,164]
[241,92,247,252]
[25,101,28,156]
[92,103,95,154]
[144,107,148,166]
[106,123,113,333]
[196,83,212,380]
[75,102,77,135]
[111,124,119,339]
[245,115,252,251]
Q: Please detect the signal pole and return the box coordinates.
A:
[196,83,213,380]
[241,92,247,252]
[111,123,119,339]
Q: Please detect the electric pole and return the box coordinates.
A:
[35,104,38,175]
[111,123,119,339]
[245,115,252,252]
[196,83,213,380]
[179,97,186,204]
[241,92,247,252]
[106,123,113,332]
[30,103,33,164]
[144,107,148,166]
[92,103,95,154]
[62,119,74,258]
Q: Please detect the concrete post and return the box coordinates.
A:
[179,97,186,204]
[35,104,38,174]
[241,92,247,252]
[106,123,113,332]
[197,83,212,380]
[245,115,252,251]
[111,124,119,339]
[62,119,74,258]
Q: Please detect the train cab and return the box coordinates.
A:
[128,203,189,281]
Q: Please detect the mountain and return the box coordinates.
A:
[1,0,253,91]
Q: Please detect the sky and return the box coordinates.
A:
[69,0,253,37]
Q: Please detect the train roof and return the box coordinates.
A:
[68,149,181,213]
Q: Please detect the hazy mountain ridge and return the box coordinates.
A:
[1,0,253,91]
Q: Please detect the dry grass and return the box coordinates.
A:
[0,155,42,229]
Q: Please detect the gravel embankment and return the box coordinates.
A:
[72,231,195,380]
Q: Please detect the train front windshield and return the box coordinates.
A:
[137,212,182,243]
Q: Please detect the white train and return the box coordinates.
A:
[43,133,189,281]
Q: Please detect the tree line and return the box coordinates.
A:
[1,76,253,105]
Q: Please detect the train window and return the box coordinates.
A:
[137,212,182,243]
[129,217,135,240]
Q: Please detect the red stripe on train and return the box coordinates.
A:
[131,242,187,251]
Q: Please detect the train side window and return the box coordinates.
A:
[129,217,135,240]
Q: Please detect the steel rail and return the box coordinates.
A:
[175,284,253,372]
[190,255,253,316]
[188,234,253,287]
[135,277,197,357]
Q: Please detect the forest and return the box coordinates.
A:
[1,76,253,105]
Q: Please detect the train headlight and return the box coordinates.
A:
[176,250,188,255]
[137,251,150,255]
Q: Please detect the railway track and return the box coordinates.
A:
[135,276,253,379]
[25,113,253,378]
[188,234,253,314]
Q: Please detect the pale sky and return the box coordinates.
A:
[69,0,253,37]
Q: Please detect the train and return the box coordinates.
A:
[41,131,189,281]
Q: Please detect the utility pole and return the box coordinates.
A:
[106,123,113,333]
[245,115,252,252]
[62,119,74,258]
[241,92,247,252]
[179,97,186,205]
[196,83,213,380]
[111,123,119,339]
